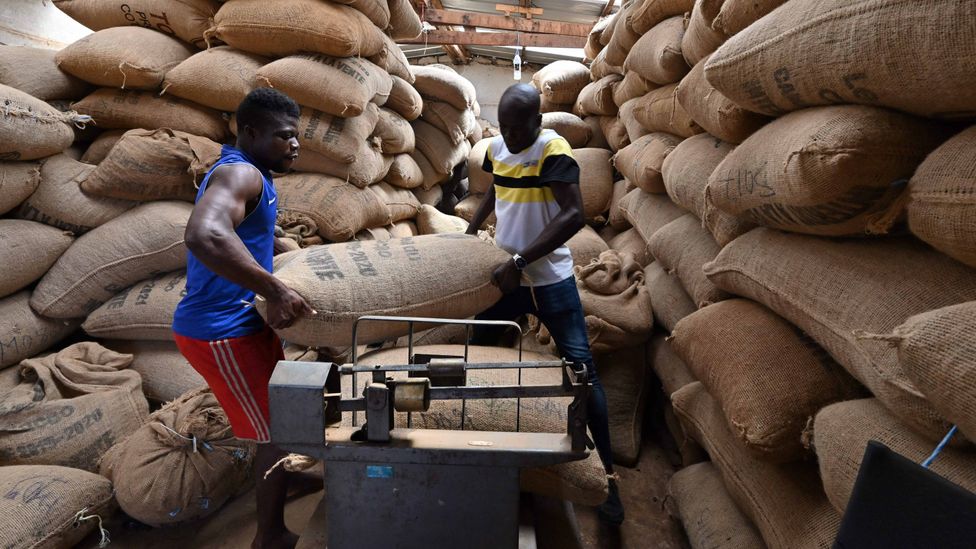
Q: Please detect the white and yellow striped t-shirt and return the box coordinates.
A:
[482,129,581,287]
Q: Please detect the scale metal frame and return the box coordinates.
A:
[269,316,593,549]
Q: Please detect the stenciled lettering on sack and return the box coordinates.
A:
[345,241,377,277]
[3,475,69,514]
[305,248,344,281]
[120,4,175,36]
[741,79,786,116]
[742,185,889,228]
[398,237,422,261]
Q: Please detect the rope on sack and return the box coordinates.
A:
[74,507,111,548]
[265,453,318,479]
[157,423,214,453]
[921,425,958,469]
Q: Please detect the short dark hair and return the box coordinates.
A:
[236,88,300,131]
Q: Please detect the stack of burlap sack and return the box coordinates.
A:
[569,1,976,548]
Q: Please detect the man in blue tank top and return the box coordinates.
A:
[172,88,313,549]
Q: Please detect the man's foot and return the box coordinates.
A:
[597,478,625,525]
[251,528,299,549]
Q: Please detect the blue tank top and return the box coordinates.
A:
[172,145,277,341]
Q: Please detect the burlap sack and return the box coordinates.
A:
[624,16,690,85]
[650,333,694,396]
[599,11,618,46]
[573,148,614,219]
[416,205,468,235]
[0,84,84,161]
[387,75,423,121]
[0,464,116,549]
[100,387,253,526]
[532,61,591,105]
[644,261,696,333]
[673,382,841,549]
[0,220,73,299]
[0,162,40,216]
[211,0,384,58]
[356,226,391,241]
[541,113,591,149]
[613,132,683,194]
[613,71,656,109]
[353,344,608,505]
[608,180,633,231]
[333,0,390,28]
[413,119,471,176]
[633,84,703,138]
[261,235,509,346]
[608,228,651,266]
[708,106,949,237]
[815,398,976,515]
[677,56,769,144]
[294,103,380,165]
[576,75,622,117]
[370,181,420,222]
[82,128,221,202]
[628,0,694,34]
[670,462,766,549]
[882,302,976,443]
[584,115,610,149]
[649,214,729,308]
[589,48,624,81]
[587,16,612,58]
[597,344,648,466]
[257,55,392,119]
[0,46,90,101]
[419,101,474,146]
[681,0,726,66]
[52,0,218,49]
[293,147,390,189]
[16,153,135,235]
[386,153,424,189]
[415,185,444,207]
[72,88,228,141]
[704,228,976,442]
[907,125,976,268]
[619,188,687,243]
[576,250,653,353]
[390,221,418,238]
[539,96,574,115]
[55,27,194,90]
[599,116,630,152]
[369,28,414,84]
[604,0,642,67]
[32,201,191,319]
[567,225,609,267]
[672,299,864,463]
[373,108,415,154]
[103,340,205,403]
[0,342,149,471]
[705,0,976,120]
[80,129,125,164]
[162,46,267,112]
[388,0,423,40]
[276,173,391,242]
[712,0,786,36]
[410,65,477,111]
[81,270,185,341]
[0,292,78,369]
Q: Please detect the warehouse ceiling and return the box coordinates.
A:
[400,0,621,65]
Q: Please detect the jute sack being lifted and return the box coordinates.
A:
[703,229,976,442]
[704,0,976,120]
[706,105,950,237]
[82,270,187,341]
[907,125,976,269]
[0,84,86,161]
[0,162,40,216]
[82,128,222,202]
[71,88,228,142]
[15,153,135,235]
[100,387,254,527]
[644,261,696,333]
[0,45,90,101]
[677,55,770,144]
[613,132,683,194]
[669,462,766,549]
[210,0,384,59]
[671,299,864,463]
[258,234,509,347]
[52,0,219,49]
[649,214,730,308]
[163,46,268,112]
[353,344,608,506]
[673,382,842,549]
[0,465,116,549]
[103,340,205,403]
[532,61,591,105]
[31,201,191,319]
[276,173,392,243]
[257,55,392,119]
[814,399,976,514]
[55,27,194,90]
[0,291,79,369]
[0,342,150,472]
[0,220,73,299]
[623,16,690,86]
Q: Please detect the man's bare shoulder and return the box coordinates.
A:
[206,163,265,199]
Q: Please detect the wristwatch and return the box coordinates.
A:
[512,253,528,271]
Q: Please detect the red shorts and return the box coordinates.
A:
[173,326,284,443]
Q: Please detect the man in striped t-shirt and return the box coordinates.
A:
[466,84,624,524]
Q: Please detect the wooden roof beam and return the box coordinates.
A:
[402,30,587,48]
[422,9,592,36]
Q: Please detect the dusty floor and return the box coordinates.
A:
[82,398,689,549]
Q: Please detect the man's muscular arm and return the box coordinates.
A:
[184,164,313,329]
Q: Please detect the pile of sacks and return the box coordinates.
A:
[570,0,976,547]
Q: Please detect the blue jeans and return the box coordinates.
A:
[472,276,614,472]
